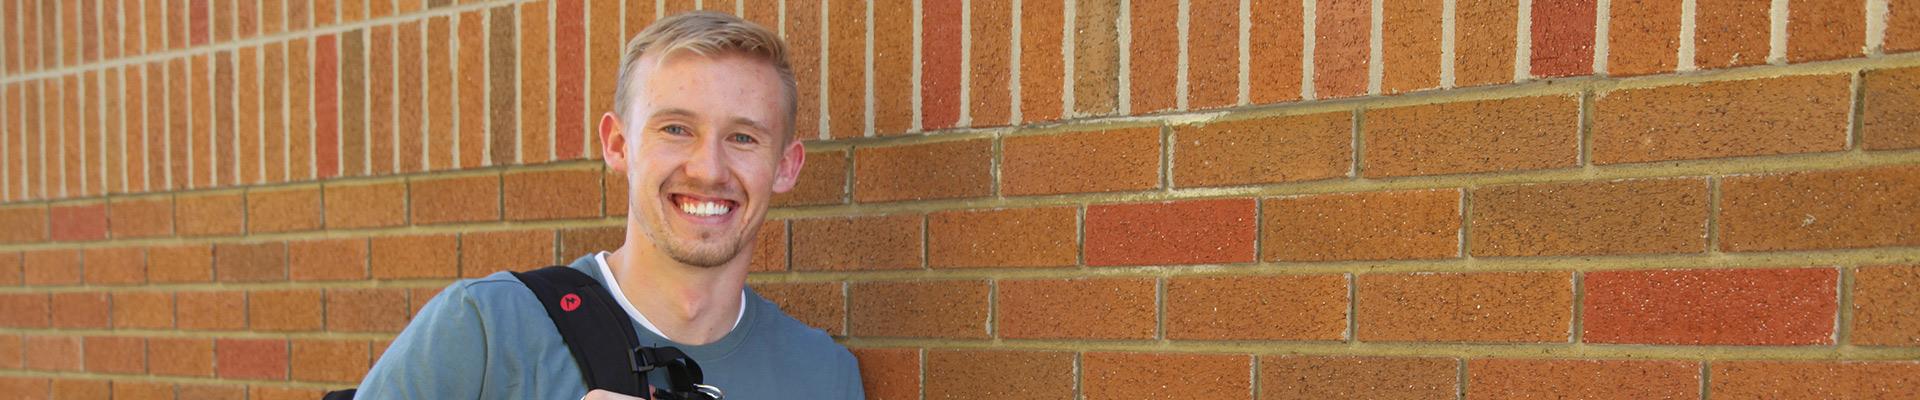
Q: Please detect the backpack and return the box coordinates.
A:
[322,266,723,400]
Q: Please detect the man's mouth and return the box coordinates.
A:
[671,194,738,217]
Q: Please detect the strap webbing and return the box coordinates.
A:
[513,266,649,398]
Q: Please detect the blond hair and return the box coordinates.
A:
[612,12,798,138]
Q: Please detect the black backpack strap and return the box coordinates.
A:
[513,265,650,398]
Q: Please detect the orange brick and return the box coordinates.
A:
[0,335,16,369]
[327,288,412,333]
[371,234,459,279]
[289,339,369,383]
[425,16,456,169]
[1864,67,1920,150]
[24,335,82,371]
[1470,359,1700,400]
[56,379,116,400]
[289,238,369,281]
[826,0,866,137]
[176,290,246,331]
[409,173,502,224]
[1787,0,1864,62]
[1457,0,1517,86]
[1174,113,1348,188]
[111,291,174,329]
[969,0,1012,125]
[1695,0,1769,69]
[1187,0,1239,109]
[1471,178,1708,257]
[1085,352,1252,400]
[770,149,848,207]
[177,384,245,400]
[248,289,324,332]
[1720,165,1920,252]
[460,229,555,278]
[108,194,174,238]
[82,247,147,285]
[1593,75,1849,164]
[1128,0,1177,112]
[850,348,919,400]
[1359,271,1573,342]
[22,249,81,286]
[83,336,146,374]
[784,0,820,139]
[251,385,330,400]
[1166,274,1348,340]
[874,2,915,133]
[0,205,49,243]
[853,139,992,202]
[1710,360,1920,399]
[1364,95,1579,177]
[748,220,788,273]
[503,168,602,221]
[1260,356,1458,400]
[605,168,629,216]
[322,181,406,229]
[49,292,111,329]
[1382,0,1442,93]
[113,381,176,400]
[518,2,552,164]
[409,287,442,317]
[50,203,109,241]
[1531,0,1597,77]
[174,191,245,236]
[1248,0,1303,103]
[147,244,214,283]
[148,338,215,377]
[792,214,922,271]
[214,242,286,282]
[246,185,322,233]
[1607,0,1681,76]
[1085,198,1257,266]
[1853,265,1920,346]
[927,207,1078,268]
[0,378,48,399]
[997,278,1156,339]
[925,350,1074,399]
[1316,0,1370,98]
[559,226,625,257]
[750,282,844,335]
[456,11,486,169]
[1584,268,1838,345]
[215,338,287,380]
[0,253,15,286]
[1001,127,1160,196]
[1073,0,1121,115]
[849,281,989,338]
[1264,189,1461,261]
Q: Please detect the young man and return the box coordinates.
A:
[355,12,863,399]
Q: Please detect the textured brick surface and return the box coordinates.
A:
[83,336,146,374]
[1695,0,1769,68]
[1002,127,1160,195]
[371,234,459,279]
[1130,0,1178,111]
[290,238,369,281]
[853,139,992,202]
[1364,95,1579,177]
[1167,274,1348,340]
[112,291,174,329]
[872,2,913,134]
[927,207,1078,268]
[792,214,922,271]
[1316,0,1370,98]
[1174,112,1350,187]
[175,192,246,236]
[460,230,555,278]
[1608,0,1681,76]
[1787,0,1864,62]
[1085,353,1251,400]
[923,0,963,128]
[1382,0,1442,93]
[148,338,215,376]
[771,149,848,207]
[49,292,110,329]
[503,168,602,221]
[1260,356,1458,400]
[826,0,866,137]
[1593,75,1850,164]
[1250,0,1304,103]
[749,282,843,335]
[457,11,487,168]
[997,278,1156,339]
[290,340,369,383]
[925,350,1075,399]
[1583,268,1839,345]
[246,185,323,233]
[1359,271,1573,342]
[176,290,246,330]
[1720,166,1920,252]
[1188,0,1239,109]
[215,242,287,282]
[1852,265,1920,346]
[1263,189,1461,261]
[323,181,407,229]
[1893,0,1920,53]
[488,7,517,166]
[1074,0,1121,115]
[1469,359,1701,400]
[850,281,989,338]
[849,348,919,400]
[50,204,107,241]
[148,245,215,283]
[409,173,502,224]
[0,206,49,243]
[216,339,288,380]
[786,0,820,140]
[24,336,81,371]
[1019,0,1068,120]
[1710,361,1920,399]
[108,195,174,238]
[82,247,147,285]
[1863,67,1920,150]
[1471,178,1708,257]
[1085,199,1257,266]
[247,289,323,332]
[1531,0,1596,77]
[326,288,411,332]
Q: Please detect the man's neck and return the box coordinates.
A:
[604,244,747,346]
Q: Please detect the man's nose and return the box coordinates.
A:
[682,135,726,183]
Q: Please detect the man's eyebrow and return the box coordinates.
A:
[727,116,770,132]
[648,108,699,119]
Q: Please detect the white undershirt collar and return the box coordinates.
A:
[593,251,746,342]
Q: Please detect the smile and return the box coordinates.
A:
[672,194,738,218]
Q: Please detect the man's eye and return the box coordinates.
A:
[662,125,691,136]
[728,133,759,144]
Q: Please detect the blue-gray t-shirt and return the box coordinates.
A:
[355,254,864,399]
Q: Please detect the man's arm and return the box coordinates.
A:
[354,283,490,399]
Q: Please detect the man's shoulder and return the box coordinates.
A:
[742,291,854,361]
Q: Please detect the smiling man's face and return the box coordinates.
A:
[608,50,802,268]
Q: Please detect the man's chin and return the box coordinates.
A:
[660,241,741,268]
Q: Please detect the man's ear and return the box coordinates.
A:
[598,112,627,172]
[772,137,806,193]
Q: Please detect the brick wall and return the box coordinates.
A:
[2,0,1919,398]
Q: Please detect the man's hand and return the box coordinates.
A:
[582,389,645,400]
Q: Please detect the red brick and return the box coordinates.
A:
[1787,0,1864,62]
[850,348,918,400]
[1471,178,1708,257]
[83,336,146,374]
[504,168,602,221]
[925,350,1074,399]
[455,11,485,168]
[1085,198,1256,266]
[0,378,48,400]
[289,339,369,383]
[189,0,209,45]
[47,292,109,330]
[316,33,342,178]
[176,384,244,400]
[0,293,47,329]
[327,288,412,333]
[1584,268,1838,345]
[1710,360,1920,399]
[970,0,1012,124]
[1593,75,1850,164]
[769,149,848,207]
[372,234,459,279]
[398,21,427,172]
[247,185,323,233]
[1002,127,1160,195]
[82,247,146,285]
[215,242,286,282]
[145,245,212,283]
[1364,95,1578,177]
[750,282,844,335]
[176,290,246,330]
[1175,112,1350,187]
[792,214,922,271]
[108,195,174,238]
[51,203,108,241]
[289,38,316,180]
[1260,356,1458,400]
[927,207,1078,268]
[1359,271,1572,342]
[251,386,330,400]
[0,335,15,369]
[0,253,15,286]
[215,339,287,380]
[585,0,617,153]
[1531,0,1596,77]
[23,249,82,286]
[998,278,1156,339]
[1695,0,1769,68]
[174,192,245,236]
[1130,0,1178,111]
[113,381,175,400]
[1085,352,1251,400]
[190,55,213,189]
[559,226,625,256]
[1074,0,1121,115]
[111,291,174,329]
[1608,0,1681,76]
[1316,0,1370,98]
[409,287,441,317]
[409,173,502,224]
[875,2,915,133]
[0,205,49,243]
[849,281,989,338]
[1853,265,1920,346]
[248,289,323,332]
[24,336,81,372]
[1249,0,1303,103]
[854,139,992,202]
[1382,0,1442,93]
[922,0,962,128]
[749,220,789,273]
[316,181,403,228]
[1469,359,1700,400]
[487,7,518,167]
[1166,274,1348,340]
[1186,0,1239,108]
[1863,66,1920,150]
[518,2,551,164]
[1264,189,1461,261]
[148,338,215,377]
[426,17,456,169]
[460,230,555,278]
[1720,165,1920,252]
[785,0,819,140]
[1893,0,1920,53]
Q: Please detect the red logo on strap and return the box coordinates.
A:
[560,293,582,312]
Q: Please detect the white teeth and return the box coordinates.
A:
[679,200,732,216]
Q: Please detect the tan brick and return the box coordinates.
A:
[1166,274,1348,340]
[1174,112,1350,188]
[925,350,1074,399]
[1086,199,1257,266]
[148,338,215,377]
[850,281,989,339]
[1720,165,1920,252]
[750,282,844,335]
[1264,189,1461,261]
[1593,75,1850,164]
[770,149,848,207]
[1382,0,1442,93]
[371,234,459,279]
[1002,127,1160,195]
[108,194,174,238]
[853,139,992,202]
[289,238,369,281]
[1365,95,1579,177]
[248,289,324,332]
[326,288,412,333]
[997,278,1156,339]
[504,168,602,221]
[461,229,555,278]
[112,291,174,329]
[1471,178,1708,257]
[246,185,324,233]
[792,214,922,271]
[1710,361,1920,399]
[1853,265,1920,346]
[1261,356,1458,400]
[175,191,245,236]
[1359,271,1573,343]
[176,291,246,330]
[409,173,502,225]
[1470,359,1701,400]
[322,181,407,229]
[1862,66,1920,150]
[148,244,214,283]
[927,207,1078,268]
[1086,352,1252,400]
[215,242,287,282]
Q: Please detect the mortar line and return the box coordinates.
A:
[1768,0,1787,64]
[1516,0,1533,81]
[1456,358,1468,400]
[0,369,389,391]
[1367,0,1383,95]
[1867,0,1889,56]
[1154,276,1166,341]
[1346,272,1358,342]
[1707,176,1721,254]
[1457,187,1470,259]
[1836,265,1853,346]
[820,338,1920,360]
[1239,0,1251,106]
[985,279,998,339]
[1159,124,1172,190]
[1117,0,1132,114]
[1570,271,1585,343]
[1594,0,1612,76]
[1441,0,1457,88]
[481,15,493,167]
[913,0,925,133]
[1700,360,1712,400]
[1578,89,1594,165]
[1176,0,1189,110]
[917,348,927,400]
[865,0,876,137]
[1678,0,1698,71]
[1301,0,1316,100]
[1249,353,1260,400]
[958,0,973,128]
[1848,70,1866,152]
[1350,109,1364,178]
[56,70,68,198]
[1072,352,1085,400]
[512,10,524,165]
[1062,0,1078,118]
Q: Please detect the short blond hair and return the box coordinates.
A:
[612,12,798,138]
